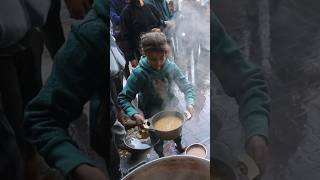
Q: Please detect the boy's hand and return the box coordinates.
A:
[69,164,109,180]
[132,114,145,128]
[130,58,138,68]
[187,105,194,116]
[246,135,269,175]
[185,105,194,120]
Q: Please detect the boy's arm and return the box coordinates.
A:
[212,14,270,141]
[24,23,105,176]
[117,70,144,118]
[172,63,195,106]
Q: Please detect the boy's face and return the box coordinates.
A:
[146,50,167,70]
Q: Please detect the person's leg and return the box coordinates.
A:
[41,0,65,58]
[174,136,186,153]
[0,106,24,180]
[150,132,164,157]
[0,54,42,180]
[0,58,24,142]
[17,29,43,107]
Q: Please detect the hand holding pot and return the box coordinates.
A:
[132,113,145,128]
[185,105,194,120]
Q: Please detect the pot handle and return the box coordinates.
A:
[142,119,156,132]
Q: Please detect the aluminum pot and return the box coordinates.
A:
[144,110,190,140]
[122,155,210,180]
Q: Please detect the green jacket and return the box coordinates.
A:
[213,14,270,141]
[24,0,108,176]
[118,56,194,118]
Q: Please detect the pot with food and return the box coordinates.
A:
[143,110,190,140]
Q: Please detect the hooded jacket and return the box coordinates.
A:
[118,56,194,118]
[24,0,108,176]
[212,14,271,141]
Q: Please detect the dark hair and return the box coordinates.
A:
[128,0,141,5]
[140,32,169,52]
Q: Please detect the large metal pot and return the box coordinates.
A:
[145,110,189,140]
[122,155,210,180]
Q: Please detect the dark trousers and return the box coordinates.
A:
[150,132,183,158]
[41,0,65,58]
[0,29,43,147]
[0,29,44,180]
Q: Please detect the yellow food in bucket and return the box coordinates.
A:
[154,116,182,131]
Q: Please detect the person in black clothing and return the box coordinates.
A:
[120,0,166,78]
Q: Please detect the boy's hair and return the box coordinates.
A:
[140,32,169,52]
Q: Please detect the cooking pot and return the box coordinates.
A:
[122,155,210,180]
[143,110,191,140]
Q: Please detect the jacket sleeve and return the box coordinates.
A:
[212,14,271,141]
[117,69,144,117]
[24,23,105,175]
[172,62,195,106]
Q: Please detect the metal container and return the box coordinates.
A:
[185,143,207,158]
[145,111,189,140]
[122,155,210,180]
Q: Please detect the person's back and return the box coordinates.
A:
[24,0,121,179]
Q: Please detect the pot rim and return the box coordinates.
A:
[122,155,210,179]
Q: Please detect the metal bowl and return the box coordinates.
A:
[123,131,160,153]
[185,143,207,158]
[122,155,210,180]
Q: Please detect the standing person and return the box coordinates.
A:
[110,0,126,43]
[25,0,121,179]
[118,32,195,157]
[213,14,271,176]
[144,0,176,58]
[120,0,166,78]
[0,0,50,179]
[144,0,172,21]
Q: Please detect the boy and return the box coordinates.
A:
[118,31,194,157]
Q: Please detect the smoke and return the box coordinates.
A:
[168,0,210,113]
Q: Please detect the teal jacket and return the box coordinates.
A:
[213,14,271,141]
[24,0,108,176]
[118,56,194,118]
